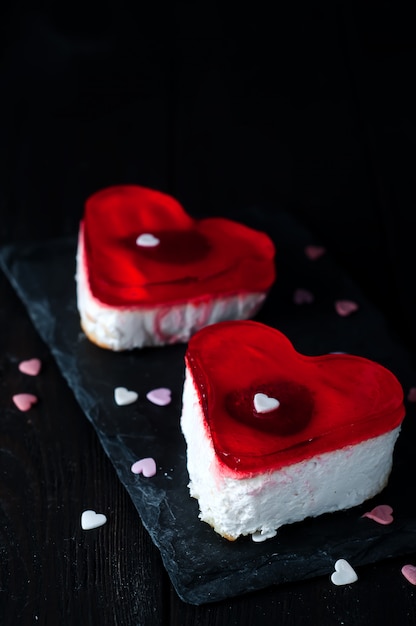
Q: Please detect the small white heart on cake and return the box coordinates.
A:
[18,358,42,376]
[136,233,160,247]
[254,392,280,414]
[330,559,358,585]
[114,386,138,406]
[81,509,107,530]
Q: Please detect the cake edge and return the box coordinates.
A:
[75,229,269,350]
[180,367,401,541]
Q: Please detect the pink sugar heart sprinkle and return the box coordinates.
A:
[402,564,416,585]
[362,504,393,525]
[12,393,38,412]
[407,387,416,402]
[335,299,359,317]
[293,287,314,305]
[305,244,326,260]
[18,358,42,376]
[131,457,157,478]
[146,387,172,406]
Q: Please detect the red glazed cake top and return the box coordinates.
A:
[185,320,405,475]
[81,185,276,306]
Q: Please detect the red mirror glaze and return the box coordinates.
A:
[81,185,276,306]
[185,321,405,474]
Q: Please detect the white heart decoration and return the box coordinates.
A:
[81,509,107,530]
[136,233,160,247]
[253,392,280,414]
[251,529,277,543]
[330,559,358,585]
[114,387,138,406]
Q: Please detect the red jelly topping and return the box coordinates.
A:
[185,321,405,475]
[81,185,276,306]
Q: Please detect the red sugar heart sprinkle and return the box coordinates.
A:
[362,504,393,525]
[402,564,416,585]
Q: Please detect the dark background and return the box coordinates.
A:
[1,3,416,624]
[1,3,416,348]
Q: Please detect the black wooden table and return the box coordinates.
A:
[2,3,416,624]
[2,257,416,624]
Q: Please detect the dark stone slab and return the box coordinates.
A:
[1,207,416,605]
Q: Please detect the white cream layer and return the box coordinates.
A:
[75,232,267,350]
[180,368,401,541]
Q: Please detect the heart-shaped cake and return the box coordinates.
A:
[180,320,405,540]
[76,185,275,350]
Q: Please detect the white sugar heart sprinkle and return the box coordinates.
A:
[131,457,157,477]
[331,559,358,586]
[252,529,277,543]
[81,509,107,530]
[136,233,160,247]
[254,392,280,414]
[12,393,38,412]
[146,387,172,406]
[114,387,138,406]
[293,287,314,305]
[305,244,326,260]
[334,299,359,317]
[18,358,42,376]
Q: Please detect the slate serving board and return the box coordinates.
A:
[1,207,416,605]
